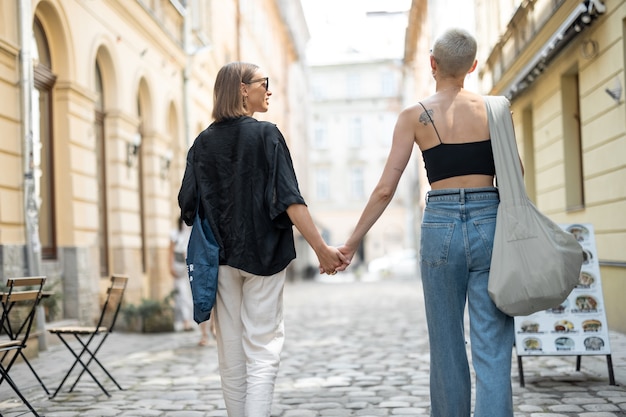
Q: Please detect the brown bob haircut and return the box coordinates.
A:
[212,62,259,122]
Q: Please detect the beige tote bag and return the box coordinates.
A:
[485,96,584,316]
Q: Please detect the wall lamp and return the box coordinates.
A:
[160,150,173,179]
[605,76,622,104]
[126,133,141,167]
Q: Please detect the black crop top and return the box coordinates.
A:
[419,102,495,184]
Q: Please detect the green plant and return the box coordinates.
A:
[16,278,62,323]
[120,303,139,325]
[137,298,170,317]
[120,292,175,333]
[41,280,63,322]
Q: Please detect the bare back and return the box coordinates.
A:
[411,90,494,189]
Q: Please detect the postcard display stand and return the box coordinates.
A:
[514,223,616,387]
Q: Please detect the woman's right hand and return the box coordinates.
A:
[337,244,356,266]
[316,245,350,275]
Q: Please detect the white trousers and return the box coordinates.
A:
[213,265,285,417]
[173,275,193,325]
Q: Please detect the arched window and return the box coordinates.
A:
[95,61,109,276]
[137,97,147,273]
[33,18,57,259]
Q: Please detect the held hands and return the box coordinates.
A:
[337,245,356,266]
[316,245,351,276]
[316,244,357,276]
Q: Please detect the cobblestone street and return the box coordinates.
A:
[1,276,625,416]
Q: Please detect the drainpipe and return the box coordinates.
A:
[182,2,211,147]
[19,0,46,350]
[18,0,41,277]
[183,2,191,147]
[236,0,241,60]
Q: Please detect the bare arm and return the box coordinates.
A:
[286,204,349,274]
[339,110,415,262]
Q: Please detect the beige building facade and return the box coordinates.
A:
[475,0,626,333]
[0,0,309,324]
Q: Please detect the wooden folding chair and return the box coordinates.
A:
[48,274,128,398]
[0,276,46,417]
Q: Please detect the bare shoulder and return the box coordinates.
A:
[465,92,487,110]
[457,93,490,136]
[398,98,439,149]
[400,100,435,127]
[449,92,487,118]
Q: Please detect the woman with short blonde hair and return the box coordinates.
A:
[339,28,516,417]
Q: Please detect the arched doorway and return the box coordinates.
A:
[32,17,57,260]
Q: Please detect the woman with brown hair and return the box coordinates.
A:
[178,61,347,417]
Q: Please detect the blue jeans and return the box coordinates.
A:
[420,187,514,417]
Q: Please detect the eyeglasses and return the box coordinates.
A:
[245,77,269,91]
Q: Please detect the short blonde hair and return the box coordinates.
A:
[212,62,259,122]
[431,28,477,78]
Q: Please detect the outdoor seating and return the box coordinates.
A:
[48,274,128,398]
[0,276,47,417]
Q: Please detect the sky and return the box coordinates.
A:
[300,0,477,52]
[300,0,413,64]
[300,0,411,37]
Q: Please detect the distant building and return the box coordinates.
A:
[306,6,421,273]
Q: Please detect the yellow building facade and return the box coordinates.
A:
[475,0,626,333]
[0,0,309,324]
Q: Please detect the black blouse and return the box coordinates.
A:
[178,116,306,276]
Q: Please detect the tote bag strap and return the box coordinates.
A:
[484,95,527,202]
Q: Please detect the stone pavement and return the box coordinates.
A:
[1,276,625,417]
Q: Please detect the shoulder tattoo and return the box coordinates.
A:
[419,108,434,126]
